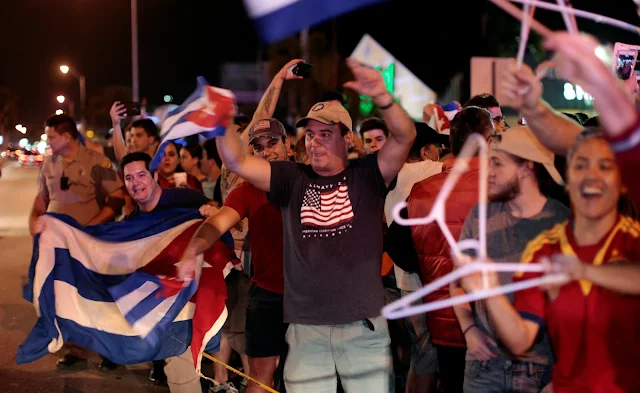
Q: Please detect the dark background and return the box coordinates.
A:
[0,0,638,135]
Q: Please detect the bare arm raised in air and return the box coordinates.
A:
[239,59,305,152]
[343,57,416,186]
[217,114,272,192]
[500,60,582,156]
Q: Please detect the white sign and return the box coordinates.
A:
[563,83,593,101]
[351,34,436,120]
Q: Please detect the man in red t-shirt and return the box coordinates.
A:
[181,118,289,393]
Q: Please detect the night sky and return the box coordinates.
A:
[1,0,638,136]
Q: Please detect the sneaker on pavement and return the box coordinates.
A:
[239,378,248,392]
[149,360,167,385]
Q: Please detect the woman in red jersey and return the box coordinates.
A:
[461,129,640,393]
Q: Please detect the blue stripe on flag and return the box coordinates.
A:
[120,273,198,345]
[45,209,202,242]
[123,289,164,324]
[151,77,228,172]
[249,0,386,44]
[18,266,57,363]
[24,233,41,303]
[19,209,229,366]
[53,250,127,302]
[17,317,220,365]
[165,76,208,122]
[23,209,201,308]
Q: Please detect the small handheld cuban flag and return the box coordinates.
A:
[244,0,387,44]
[150,77,235,172]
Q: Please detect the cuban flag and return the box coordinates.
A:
[18,209,238,375]
[427,102,460,136]
[150,77,236,172]
[244,0,387,44]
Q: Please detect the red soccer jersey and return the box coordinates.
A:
[513,216,640,393]
[224,182,284,294]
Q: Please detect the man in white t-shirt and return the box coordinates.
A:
[384,122,448,393]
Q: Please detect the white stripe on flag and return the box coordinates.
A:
[132,295,180,339]
[161,98,208,135]
[195,306,228,375]
[54,281,194,336]
[114,281,160,316]
[34,217,201,309]
[244,0,300,18]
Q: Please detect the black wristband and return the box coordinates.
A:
[379,99,395,110]
[463,324,477,336]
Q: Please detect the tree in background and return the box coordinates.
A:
[0,87,20,149]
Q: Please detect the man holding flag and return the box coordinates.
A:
[215,57,416,392]
[24,151,234,393]
[119,151,226,393]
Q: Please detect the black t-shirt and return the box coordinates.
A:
[269,153,389,325]
[126,187,211,220]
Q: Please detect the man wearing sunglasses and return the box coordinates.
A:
[464,93,508,134]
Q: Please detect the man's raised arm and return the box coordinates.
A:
[344,57,415,186]
[239,59,305,151]
[217,116,272,192]
[501,60,582,156]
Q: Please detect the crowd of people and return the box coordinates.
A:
[26,31,640,393]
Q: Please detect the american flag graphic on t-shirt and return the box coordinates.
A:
[300,183,354,228]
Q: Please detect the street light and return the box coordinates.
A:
[57,95,65,104]
[59,64,86,123]
[131,0,139,101]
[55,109,63,115]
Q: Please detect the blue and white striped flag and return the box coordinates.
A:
[244,0,387,44]
[150,77,235,172]
[18,209,237,375]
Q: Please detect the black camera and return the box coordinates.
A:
[60,176,70,190]
[292,62,313,78]
[122,102,142,117]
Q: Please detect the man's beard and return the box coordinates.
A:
[489,176,521,203]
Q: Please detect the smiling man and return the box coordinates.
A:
[120,151,218,393]
[215,57,416,393]
[121,152,212,220]
[454,126,570,393]
[180,118,291,393]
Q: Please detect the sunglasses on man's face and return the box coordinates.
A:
[492,116,505,123]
